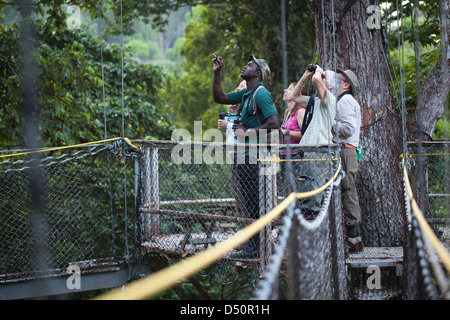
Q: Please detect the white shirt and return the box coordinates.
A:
[300,89,337,145]
[225,113,238,144]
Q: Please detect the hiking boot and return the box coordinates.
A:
[347,237,360,253]
[356,236,364,252]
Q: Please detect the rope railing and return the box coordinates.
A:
[402,155,450,299]
[93,161,342,300]
[402,156,450,272]
[0,137,140,160]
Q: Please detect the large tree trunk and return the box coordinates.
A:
[411,0,450,140]
[315,0,405,246]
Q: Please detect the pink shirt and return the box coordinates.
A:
[280,107,305,156]
[281,107,304,145]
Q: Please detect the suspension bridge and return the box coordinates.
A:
[0,138,448,300]
[0,0,448,302]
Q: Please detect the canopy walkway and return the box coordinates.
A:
[0,138,448,300]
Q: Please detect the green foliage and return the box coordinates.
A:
[433,95,450,139]
[381,0,442,118]
[0,7,174,149]
[151,268,259,300]
[120,7,190,72]
[126,39,151,59]
[163,2,316,135]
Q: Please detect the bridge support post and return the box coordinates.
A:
[258,151,278,275]
[141,146,160,242]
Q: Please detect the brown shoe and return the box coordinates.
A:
[347,237,360,253]
[356,237,364,252]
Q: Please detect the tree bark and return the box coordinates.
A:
[411,0,450,140]
[315,0,405,246]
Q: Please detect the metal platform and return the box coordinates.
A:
[346,247,403,268]
[0,257,129,300]
[346,247,404,300]
[351,288,402,300]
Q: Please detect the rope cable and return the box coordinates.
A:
[0,137,123,159]
[396,0,408,159]
[98,0,117,256]
[119,0,130,262]
[375,24,401,240]
[120,0,125,139]
[402,157,450,273]
[98,1,107,141]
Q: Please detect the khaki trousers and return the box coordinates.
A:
[340,148,361,226]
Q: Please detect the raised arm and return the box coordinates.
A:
[290,69,314,105]
[312,65,327,101]
[212,56,230,104]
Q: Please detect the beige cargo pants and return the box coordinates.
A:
[340,147,361,228]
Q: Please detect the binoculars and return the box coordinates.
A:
[307,64,317,72]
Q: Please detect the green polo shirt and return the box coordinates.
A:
[226,82,278,129]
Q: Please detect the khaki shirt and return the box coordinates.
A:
[331,93,361,148]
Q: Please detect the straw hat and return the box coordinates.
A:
[336,68,360,95]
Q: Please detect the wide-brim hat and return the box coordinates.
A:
[336,68,359,95]
[248,54,271,80]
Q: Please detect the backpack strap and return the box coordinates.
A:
[251,86,284,145]
[252,85,265,125]
[236,83,262,121]
[301,92,315,135]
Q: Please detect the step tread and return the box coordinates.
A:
[346,246,403,268]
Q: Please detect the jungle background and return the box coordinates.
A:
[1,0,448,151]
[0,0,448,300]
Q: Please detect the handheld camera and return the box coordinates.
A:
[213,53,224,67]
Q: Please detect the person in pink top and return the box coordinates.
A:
[280,82,306,155]
[278,82,307,199]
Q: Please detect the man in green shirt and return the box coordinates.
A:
[213,55,279,142]
[212,54,279,259]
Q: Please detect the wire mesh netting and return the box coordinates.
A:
[1,138,448,300]
[137,140,345,297]
[403,142,450,299]
[0,137,344,298]
[254,182,347,300]
[0,139,139,277]
[407,142,450,229]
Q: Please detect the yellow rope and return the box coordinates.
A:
[0,137,140,159]
[402,157,450,273]
[258,155,338,163]
[94,162,342,300]
[399,152,450,159]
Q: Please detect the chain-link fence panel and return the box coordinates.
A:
[254,179,347,300]
[137,141,342,290]
[0,139,138,278]
[407,142,449,249]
